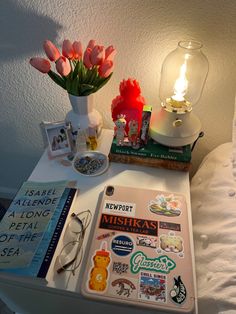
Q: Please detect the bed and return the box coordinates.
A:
[191,106,236,314]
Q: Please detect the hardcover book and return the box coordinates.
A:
[110,138,191,162]
[0,181,78,279]
[109,138,191,171]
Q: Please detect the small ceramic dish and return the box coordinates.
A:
[72,151,109,176]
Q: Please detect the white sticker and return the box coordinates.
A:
[103,200,136,217]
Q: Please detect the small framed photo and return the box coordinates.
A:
[41,120,72,157]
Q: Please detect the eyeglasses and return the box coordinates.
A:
[56,210,92,275]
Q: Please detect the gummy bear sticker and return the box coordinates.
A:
[88,242,111,292]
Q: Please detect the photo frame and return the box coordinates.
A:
[41,120,72,157]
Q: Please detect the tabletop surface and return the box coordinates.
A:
[0,129,196,314]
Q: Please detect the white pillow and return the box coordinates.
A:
[191,142,236,314]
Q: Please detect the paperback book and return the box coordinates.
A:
[0,180,78,279]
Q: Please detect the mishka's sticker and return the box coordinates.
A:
[99,214,158,236]
[103,200,136,217]
[139,272,166,303]
[136,235,157,248]
[159,221,181,232]
[110,278,136,298]
[130,251,176,274]
[149,194,182,217]
[170,276,187,305]
[111,235,134,256]
[112,261,129,275]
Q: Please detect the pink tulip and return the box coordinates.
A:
[98,60,113,78]
[87,39,96,50]
[56,56,71,76]
[90,45,105,66]
[72,41,83,60]
[29,57,51,73]
[62,39,74,59]
[105,45,116,62]
[83,48,92,69]
[43,40,60,62]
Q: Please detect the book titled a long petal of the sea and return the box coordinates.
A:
[0,181,68,269]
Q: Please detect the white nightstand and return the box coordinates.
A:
[0,129,197,314]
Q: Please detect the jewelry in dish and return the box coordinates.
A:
[73,151,108,176]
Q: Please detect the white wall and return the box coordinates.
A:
[0,0,236,197]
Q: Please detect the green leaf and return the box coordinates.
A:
[94,73,113,92]
[79,63,87,84]
[88,67,99,85]
[48,71,67,89]
[72,60,80,80]
[80,84,95,96]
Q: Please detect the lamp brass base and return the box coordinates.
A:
[149,107,201,147]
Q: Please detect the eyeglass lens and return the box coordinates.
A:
[56,210,92,274]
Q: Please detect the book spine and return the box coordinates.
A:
[111,146,190,162]
[37,189,77,278]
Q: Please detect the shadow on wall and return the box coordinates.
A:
[0,0,62,62]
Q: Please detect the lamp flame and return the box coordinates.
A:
[172,62,188,102]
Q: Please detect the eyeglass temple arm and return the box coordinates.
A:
[57,212,90,274]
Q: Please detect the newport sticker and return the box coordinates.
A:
[149,194,182,217]
[170,276,187,305]
[111,235,134,256]
[139,272,166,303]
[130,251,176,274]
[103,200,136,217]
[99,214,158,236]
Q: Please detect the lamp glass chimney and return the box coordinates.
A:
[159,41,209,113]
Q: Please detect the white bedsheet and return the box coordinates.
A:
[191,142,236,314]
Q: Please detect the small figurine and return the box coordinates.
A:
[87,125,98,150]
[114,114,127,146]
[140,106,152,146]
[128,120,139,147]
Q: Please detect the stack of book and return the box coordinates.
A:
[109,138,191,171]
[0,180,78,280]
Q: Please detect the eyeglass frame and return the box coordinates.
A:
[56,209,92,275]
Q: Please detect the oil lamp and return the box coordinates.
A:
[150,40,209,147]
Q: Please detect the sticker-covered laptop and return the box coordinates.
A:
[81,185,195,313]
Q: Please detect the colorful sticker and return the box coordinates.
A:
[139,272,166,302]
[112,262,129,275]
[103,200,136,217]
[110,278,136,298]
[99,214,158,236]
[96,231,116,240]
[130,251,176,274]
[111,235,134,256]
[160,233,184,254]
[170,276,187,305]
[88,242,111,292]
[136,236,157,248]
[149,194,182,217]
[159,221,181,232]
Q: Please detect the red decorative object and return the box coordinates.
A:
[111,78,145,135]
